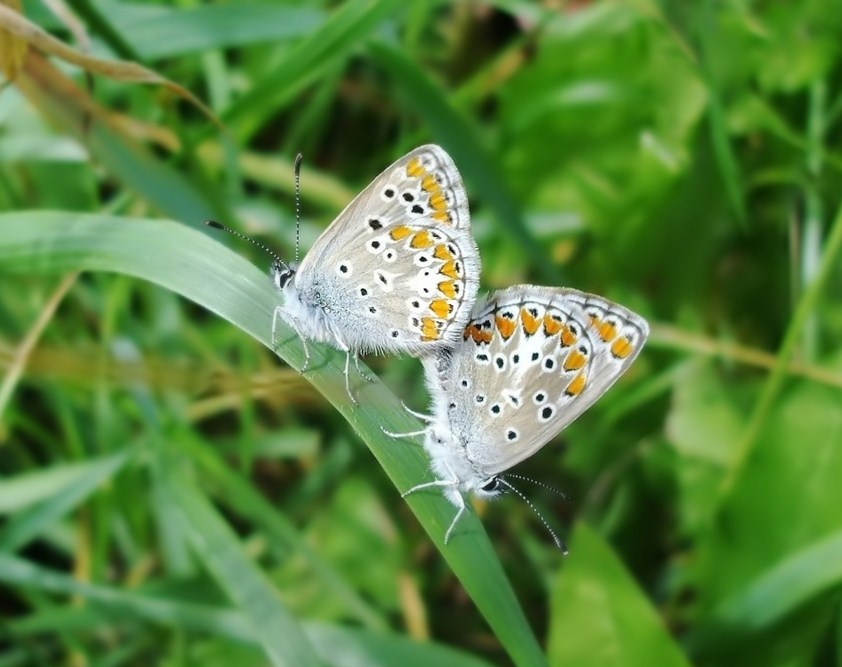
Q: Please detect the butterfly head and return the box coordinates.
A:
[476,475,507,499]
[272,260,297,291]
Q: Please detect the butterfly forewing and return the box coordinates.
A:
[298,145,479,351]
[440,286,649,476]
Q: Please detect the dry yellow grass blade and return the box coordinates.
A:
[0,0,27,79]
[0,3,219,126]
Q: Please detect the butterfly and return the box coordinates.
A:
[209,145,481,401]
[395,285,649,546]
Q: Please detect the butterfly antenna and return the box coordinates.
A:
[505,473,569,501]
[204,220,289,272]
[498,477,568,555]
[293,153,303,264]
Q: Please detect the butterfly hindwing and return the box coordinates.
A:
[438,285,649,476]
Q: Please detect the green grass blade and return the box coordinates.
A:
[688,530,842,652]
[548,524,693,667]
[0,211,546,667]
[1,556,494,667]
[222,0,406,143]
[370,42,563,285]
[0,552,253,637]
[161,463,322,667]
[0,454,125,513]
[0,451,130,551]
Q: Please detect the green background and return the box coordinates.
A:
[2,1,842,665]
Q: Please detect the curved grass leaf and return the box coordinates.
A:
[0,451,129,550]
[0,211,546,667]
[162,463,322,667]
[688,530,842,653]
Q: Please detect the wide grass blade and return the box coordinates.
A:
[0,211,546,667]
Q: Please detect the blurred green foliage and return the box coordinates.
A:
[2,1,842,666]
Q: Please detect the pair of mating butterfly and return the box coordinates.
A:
[208,145,649,550]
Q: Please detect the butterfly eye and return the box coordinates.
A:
[480,477,504,494]
[273,265,294,290]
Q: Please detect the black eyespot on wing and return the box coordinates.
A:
[368,218,383,230]
[402,192,414,202]
[541,406,553,419]
[411,204,424,215]
[384,187,395,199]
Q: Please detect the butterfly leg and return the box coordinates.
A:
[271,306,283,352]
[381,425,428,439]
[401,478,457,497]
[352,352,374,383]
[401,477,465,545]
[400,402,434,422]
[272,306,311,373]
[443,496,466,545]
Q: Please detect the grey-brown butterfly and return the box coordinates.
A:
[211,145,481,400]
[395,285,648,546]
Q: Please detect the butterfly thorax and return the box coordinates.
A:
[423,422,501,505]
[278,268,342,346]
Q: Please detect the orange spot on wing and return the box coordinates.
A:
[543,314,563,336]
[430,299,453,319]
[421,317,441,341]
[429,192,447,211]
[521,308,540,335]
[465,322,492,344]
[563,349,587,371]
[410,230,434,249]
[434,244,454,261]
[422,174,438,192]
[496,314,517,340]
[560,324,577,347]
[598,320,618,342]
[440,260,461,279]
[470,324,482,343]
[565,372,587,397]
[390,225,413,240]
[432,210,452,223]
[438,280,458,298]
[406,158,424,178]
[611,336,634,359]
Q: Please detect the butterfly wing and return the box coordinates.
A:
[433,285,649,476]
[295,145,480,353]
